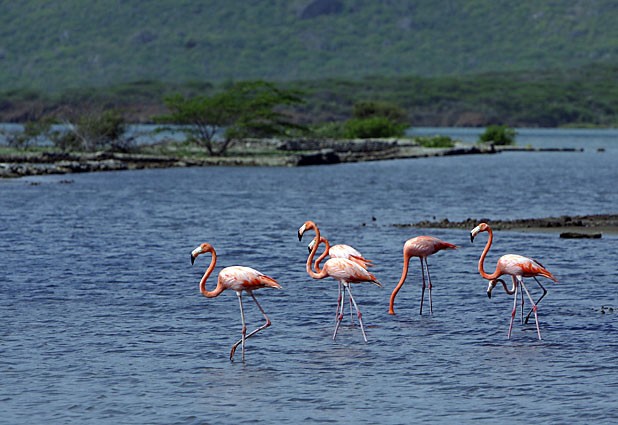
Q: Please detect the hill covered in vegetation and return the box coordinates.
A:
[2,64,617,127]
[1,0,617,92]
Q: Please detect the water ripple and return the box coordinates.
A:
[2,138,618,424]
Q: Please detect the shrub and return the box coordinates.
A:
[54,109,132,152]
[415,135,456,148]
[478,125,516,145]
[342,116,406,139]
[310,122,346,139]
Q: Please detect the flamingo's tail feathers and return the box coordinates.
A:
[541,269,558,283]
[532,259,558,282]
[440,241,458,250]
[365,270,382,287]
[260,274,283,289]
[350,254,373,268]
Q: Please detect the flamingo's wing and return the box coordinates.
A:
[330,244,373,268]
[498,254,557,282]
[220,266,282,291]
[324,258,381,286]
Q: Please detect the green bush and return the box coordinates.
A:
[478,125,516,145]
[415,135,456,148]
[310,122,346,139]
[342,117,406,139]
[54,109,132,152]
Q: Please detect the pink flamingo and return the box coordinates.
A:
[309,236,373,271]
[298,221,381,342]
[470,222,558,340]
[191,242,282,361]
[308,236,373,326]
[388,236,458,315]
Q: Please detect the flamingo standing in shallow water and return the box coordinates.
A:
[309,236,373,271]
[308,236,373,325]
[388,236,457,315]
[298,221,381,342]
[191,242,282,361]
[470,222,558,340]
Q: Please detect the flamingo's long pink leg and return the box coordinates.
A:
[230,292,272,361]
[346,284,368,343]
[333,285,346,340]
[520,281,525,324]
[525,277,547,324]
[348,286,355,326]
[424,258,434,315]
[520,279,542,340]
[231,292,247,361]
[507,284,518,339]
[419,258,426,315]
[335,281,342,325]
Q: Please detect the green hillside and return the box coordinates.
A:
[1,0,617,92]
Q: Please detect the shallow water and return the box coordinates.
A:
[1,130,617,424]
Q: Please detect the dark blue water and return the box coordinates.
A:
[2,130,618,424]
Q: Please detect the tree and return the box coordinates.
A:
[478,125,516,145]
[342,116,406,139]
[55,109,132,152]
[342,100,407,138]
[158,80,306,155]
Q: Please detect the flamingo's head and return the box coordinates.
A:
[307,237,317,253]
[486,278,502,298]
[298,220,316,241]
[191,242,214,265]
[470,222,490,242]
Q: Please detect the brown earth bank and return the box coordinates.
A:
[0,139,583,178]
[394,214,618,237]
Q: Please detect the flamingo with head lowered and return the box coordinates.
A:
[298,221,381,342]
[191,242,282,361]
[388,235,457,316]
[470,222,558,340]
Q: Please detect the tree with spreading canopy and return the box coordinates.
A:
[157,80,306,155]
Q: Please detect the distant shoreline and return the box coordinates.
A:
[0,139,583,178]
[394,214,618,236]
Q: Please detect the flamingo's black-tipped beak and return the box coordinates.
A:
[298,230,303,241]
[487,290,492,299]
[470,233,475,243]
[307,245,311,253]
[191,255,195,265]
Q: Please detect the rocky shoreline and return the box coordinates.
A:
[394,214,618,237]
[0,138,582,178]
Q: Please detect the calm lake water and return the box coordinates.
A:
[1,129,617,424]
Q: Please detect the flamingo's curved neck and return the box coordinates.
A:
[478,227,501,280]
[313,237,331,273]
[199,250,225,298]
[306,226,328,280]
[388,250,411,313]
[497,278,517,295]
